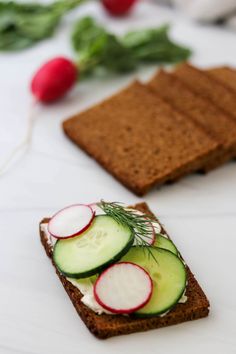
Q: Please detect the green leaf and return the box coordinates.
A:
[71,16,137,76]
[72,16,106,52]
[71,17,191,77]
[16,12,61,40]
[122,25,170,49]
[102,34,136,73]
[122,25,192,63]
[0,31,34,51]
[0,0,85,51]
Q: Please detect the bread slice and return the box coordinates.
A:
[174,63,236,121]
[206,66,236,92]
[148,70,236,171]
[63,81,218,196]
[40,202,210,339]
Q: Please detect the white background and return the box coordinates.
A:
[0,1,236,353]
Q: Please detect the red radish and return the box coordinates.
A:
[102,0,138,16]
[48,204,95,239]
[94,262,153,314]
[31,57,78,103]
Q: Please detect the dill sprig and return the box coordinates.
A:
[98,200,159,264]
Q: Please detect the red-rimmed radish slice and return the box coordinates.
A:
[151,220,162,234]
[133,220,155,245]
[48,204,95,239]
[88,203,104,216]
[94,262,153,314]
[146,221,156,245]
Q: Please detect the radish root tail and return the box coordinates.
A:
[0,100,38,176]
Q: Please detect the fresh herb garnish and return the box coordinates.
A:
[0,0,85,51]
[98,200,159,264]
[71,17,192,77]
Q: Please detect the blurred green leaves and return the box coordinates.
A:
[71,17,192,76]
[0,0,192,76]
[122,25,192,63]
[72,17,136,76]
[0,0,85,51]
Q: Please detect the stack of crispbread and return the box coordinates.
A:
[148,67,236,171]
[206,66,236,92]
[174,63,236,121]
[63,63,236,195]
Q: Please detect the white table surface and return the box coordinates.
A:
[1,1,236,353]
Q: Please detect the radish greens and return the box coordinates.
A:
[71,17,192,76]
[0,0,85,51]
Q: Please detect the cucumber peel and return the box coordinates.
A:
[154,234,178,255]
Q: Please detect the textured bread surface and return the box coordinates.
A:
[63,81,218,196]
[207,67,236,92]
[40,202,210,339]
[148,70,236,169]
[174,63,236,121]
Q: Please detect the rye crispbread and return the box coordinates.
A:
[148,70,236,170]
[63,81,218,196]
[40,202,210,339]
[174,63,236,121]
[206,67,236,92]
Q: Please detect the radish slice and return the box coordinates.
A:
[146,221,156,245]
[94,262,153,314]
[152,220,162,234]
[48,204,95,239]
[133,220,155,245]
[88,203,104,216]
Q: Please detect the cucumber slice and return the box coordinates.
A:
[154,234,178,255]
[53,215,134,278]
[121,247,186,316]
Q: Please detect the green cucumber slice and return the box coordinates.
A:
[154,234,178,255]
[53,215,134,278]
[121,247,186,316]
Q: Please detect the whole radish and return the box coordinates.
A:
[31,57,78,103]
[102,0,138,16]
[0,57,78,176]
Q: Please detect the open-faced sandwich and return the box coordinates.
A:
[40,201,209,339]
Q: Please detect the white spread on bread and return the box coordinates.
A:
[178,292,188,303]
[40,223,56,248]
[66,277,113,315]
